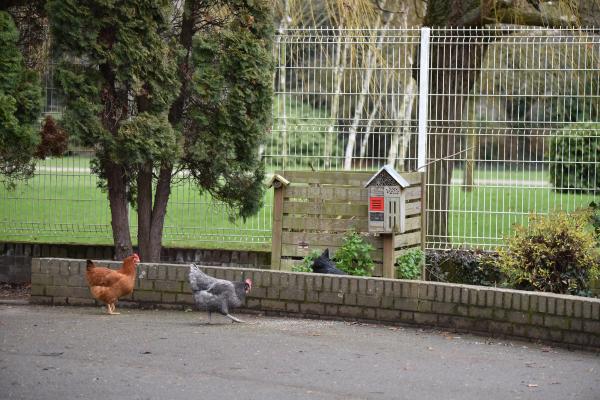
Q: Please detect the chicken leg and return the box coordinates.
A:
[107,304,120,315]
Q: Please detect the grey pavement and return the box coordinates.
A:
[0,304,598,400]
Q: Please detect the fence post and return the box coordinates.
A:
[268,174,290,270]
[417,27,431,172]
[382,233,395,279]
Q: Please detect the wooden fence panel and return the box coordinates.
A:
[271,170,424,278]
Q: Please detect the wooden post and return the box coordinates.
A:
[382,233,395,279]
[271,184,284,270]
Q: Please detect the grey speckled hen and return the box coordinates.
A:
[188,264,252,323]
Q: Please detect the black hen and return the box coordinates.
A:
[188,264,252,323]
[311,249,345,275]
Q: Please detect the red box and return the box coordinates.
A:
[369,197,384,211]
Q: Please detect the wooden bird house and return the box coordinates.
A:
[364,165,410,234]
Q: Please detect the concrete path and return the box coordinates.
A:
[0,305,598,400]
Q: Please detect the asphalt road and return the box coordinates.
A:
[0,304,598,400]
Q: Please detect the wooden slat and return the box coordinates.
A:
[281,232,382,249]
[282,216,368,232]
[405,201,421,216]
[283,201,368,217]
[281,244,383,261]
[280,258,303,271]
[278,171,373,186]
[394,231,422,248]
[285,186,368,202]
[404,186,422,201]
[282,215,419,233]
[403,215,422,231]
[394,245,422,260]
[280,258,385,277]
[277,170,422,187]
[284,185,421,202]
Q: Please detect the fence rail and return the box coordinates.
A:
[1,27,599,251]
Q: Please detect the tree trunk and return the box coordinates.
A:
[358,94,383,168]
[343,11,392,170]
[148,165,172,262]
[136,163,153,261]
[105,161,133,260]
[387,75,417,169]
[463,98,479,191]
[426,30,490,246]
[324,26,349,169]
[136,163,172,262]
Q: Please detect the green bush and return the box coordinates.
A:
[499,211,600,296]
[426,249,504,286]
[292,250,320,273]
[333,232,375,276]
[395,248,423,280]
[548,123,600,192]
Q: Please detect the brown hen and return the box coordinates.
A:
[86,254,140,315]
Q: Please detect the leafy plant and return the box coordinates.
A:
[292,250,321,273]
[548,123,600,193]
[426,249,504,286]
[333,232,374,276]
[499,211,600,296]
[395,248,423,280]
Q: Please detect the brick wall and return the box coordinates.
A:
[0,242,270,282]
[31,258,600,350]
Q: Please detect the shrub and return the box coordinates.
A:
[292,250,320,273]
[334,232,375,276]
[35,115,68,159]
[499,211,600,296]
[395,248,423,280]
[548,123,600,192]
[426,249,503,286]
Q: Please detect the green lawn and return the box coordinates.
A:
[1,154,597,251]
[448,185,597,249]
[1,155,273,251]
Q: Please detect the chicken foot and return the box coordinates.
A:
[106,304,120,315]
[226,314,245,323]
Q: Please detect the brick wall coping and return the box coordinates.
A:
[31,258,600,351]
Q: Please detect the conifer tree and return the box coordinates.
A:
[0,11,41,188]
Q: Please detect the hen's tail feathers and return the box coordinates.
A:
[86,260,95,271]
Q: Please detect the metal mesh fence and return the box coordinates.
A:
[424,27,600,249]
[1,27,598,250]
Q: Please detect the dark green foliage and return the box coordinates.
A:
[548,123,600,193]
[426,249,504,286]
[183,5,273,220]
[589,202,600,243]
[499,212,600,296]
[48,0,274,259]
[293,250,321,273]
[48,0,180,173]
[0,11,41,187]
[395,248,423,280]
[333,232,375,276]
